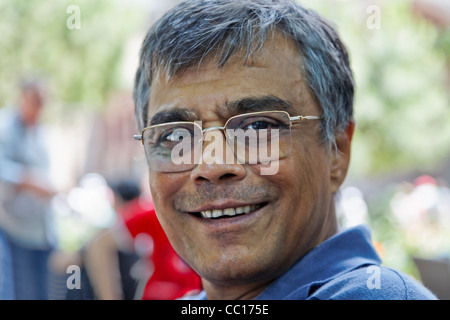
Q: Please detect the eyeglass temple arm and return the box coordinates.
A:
[134,134,143,141]
[290,115,321,121]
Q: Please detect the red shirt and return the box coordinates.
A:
[121,198,201,299]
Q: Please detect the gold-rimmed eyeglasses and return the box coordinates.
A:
[134,110,320,173]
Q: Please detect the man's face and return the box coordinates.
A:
[146,33,347,294]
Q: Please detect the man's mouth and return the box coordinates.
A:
[198,203,266,219]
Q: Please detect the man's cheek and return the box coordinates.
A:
[149,178,169,211]
[149,173,177,199]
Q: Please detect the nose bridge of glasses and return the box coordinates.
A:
[202,126,226,135]
[201,126,229,151]
[200,125,237,165]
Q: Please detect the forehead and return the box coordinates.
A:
[147,32,317,122]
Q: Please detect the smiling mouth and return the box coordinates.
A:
[198,203,266,219]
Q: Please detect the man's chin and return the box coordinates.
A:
[194,251,282,287]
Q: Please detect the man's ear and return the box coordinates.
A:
[330,121,355,194]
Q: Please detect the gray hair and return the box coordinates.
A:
[133,0,354,146]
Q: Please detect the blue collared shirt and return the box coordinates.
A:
[190,225,437,300]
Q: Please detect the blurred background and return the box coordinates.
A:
[0,0,449,297]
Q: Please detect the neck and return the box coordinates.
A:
[202,278,272,300]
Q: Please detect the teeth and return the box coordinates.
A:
[212,209,222,218]
[224,208,235,216]
[203,210,212,218]
[200,204,261,219]
[235,207,245,214]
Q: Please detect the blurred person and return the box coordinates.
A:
[0,78,57,299]
[79,179,201,300]
[132,0,437,300]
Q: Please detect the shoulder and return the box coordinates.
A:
[308,265,437,300]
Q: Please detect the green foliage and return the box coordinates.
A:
[0,0,144,111]
[303,0,450,176]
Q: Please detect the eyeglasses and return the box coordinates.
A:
[134,110,320,173]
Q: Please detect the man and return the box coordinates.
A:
[0,78,57,299]
[132,0,436,300]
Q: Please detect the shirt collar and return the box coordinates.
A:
[256,224,381,300]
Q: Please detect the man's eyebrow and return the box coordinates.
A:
[149,96,294,125]
[150,108,199,125]
[221,95,295,116]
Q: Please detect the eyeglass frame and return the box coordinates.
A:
[133,110,321,172]
[134,110,321,143]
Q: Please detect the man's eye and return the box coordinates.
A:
[161,129,184,142]
[242,118,283,131]
[249,120,271,130]
[159,128,190,143]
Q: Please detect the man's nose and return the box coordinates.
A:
[190,130,246,185]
